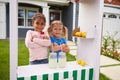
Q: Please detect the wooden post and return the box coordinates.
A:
[10,0,18,80]
[77,0,104,80]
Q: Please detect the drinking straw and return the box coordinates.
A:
[52,43,54,53]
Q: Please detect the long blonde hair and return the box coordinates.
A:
[48,20,67,38]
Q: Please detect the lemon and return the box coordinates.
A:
[82,32,87,38]
[77,59,82,64]
[75,32,79,36]
[78,32,82,37]
[81,61,86,66]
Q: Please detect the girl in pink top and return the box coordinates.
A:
[25,13,51,65]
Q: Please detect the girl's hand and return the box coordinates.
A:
[53,43,61,51]
[50,43,61,52]
[53,43,58,46]
[31,35,38,42]
[42,35,49,40]
[60,44,66,48]
[61,44,70,53]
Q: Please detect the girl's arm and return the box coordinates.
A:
[33,38,51,47]
[25,30,40,49]
[61,38,70,53]
[33,32,51,47]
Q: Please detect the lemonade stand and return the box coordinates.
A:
[10,0,103,80]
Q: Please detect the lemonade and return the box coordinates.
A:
[48,53,57,68]
[58,52,66,68]
[58,58,66,68]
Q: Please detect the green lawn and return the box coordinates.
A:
[0,39,110,80]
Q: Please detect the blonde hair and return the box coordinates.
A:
[48,20,67,38]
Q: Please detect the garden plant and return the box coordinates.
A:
[101,31,120,61]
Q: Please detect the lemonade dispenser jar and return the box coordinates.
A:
[58,51,66,68]
[48,52,57,68]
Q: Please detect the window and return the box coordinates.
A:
[18,7,39,28]
[108,14,117,18]
[18,9,25,26]
[50,10,62,23]
[27,10,37,26]
[103,14,106,18]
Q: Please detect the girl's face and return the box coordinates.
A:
[52,24,63,38]
[32,17,45,32]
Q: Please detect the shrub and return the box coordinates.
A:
[101,31,120,61]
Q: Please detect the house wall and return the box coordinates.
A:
[0,2,6,39]
[75,2,79,27]
[103,6,120,39]
[6,3,9,38]
[62,2,73,40]
[63,2,79,41]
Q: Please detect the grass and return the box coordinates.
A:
[0,39,110,80]
[100,63,120,68]
[18,39,29,66]
[0,39,9,80]
[99,73,111,80]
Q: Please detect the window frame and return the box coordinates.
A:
[108,14,117,19]
[18,7,39,28]
[49,9,62,23]
[18,8,25,27]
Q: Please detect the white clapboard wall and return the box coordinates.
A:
[0,3,6,39]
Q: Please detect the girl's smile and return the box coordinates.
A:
[52,25,63,38]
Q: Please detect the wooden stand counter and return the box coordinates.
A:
[17,61,93,80]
